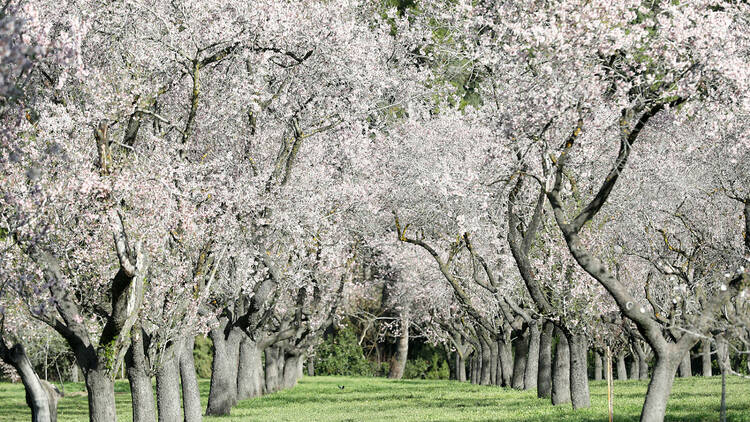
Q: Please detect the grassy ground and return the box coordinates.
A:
[0,375,748,421]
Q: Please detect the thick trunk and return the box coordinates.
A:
[237,338,264,400]
[83,368,116,422]
[456,352,466,382]
[678,351,692,378]
[479,337,492,386]
[471,354,479,384]
[0,342,53,422]
[639,353,680,422]
[282,354,301,389]
[593,351,603,381]
[179,336,202,422]
[537,321,553,398]
[524,322,540,390]
[568,333,590,409]
[551,328,571,405]
[264,347,282,393]
[498,337,513,387]
[125,331,156,422]
[388,317,409,379]
[511,330,528,390]
[701,339,712,377]
[206,324,242,416]
[156,344,181,422]
[489,339,499,386]
[617,354,628,381]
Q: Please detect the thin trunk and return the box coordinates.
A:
[524,322,540,390]
[537,321,553,398]
[237,338,264,400]
[307,356,314,377]
[125,330,156,422]
[551,328,571,405]
[388,317,409,379]
[179,336,201,422]
[617,354,628,381]
[70,362,79,383]
[717,336,729,422]
[594,351,603,381]
[701,339,712,377]
[0,342,53,422]
[568,333,590,409]
[156,343,181,422]
[511,330,528,390]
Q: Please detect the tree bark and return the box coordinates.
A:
[639,353,681,422]
[568,333,590,409]
[264,347,282,393]
[455,351,466,382]
[489,339,499,386]
[593,351,603,381]
[307,356,314,377]
[537,321,553,398]
[0,341,53,422]
[125,329,156,422]
[551,328,571,405]
[524,322,540,390]
[156,343,182,422]
[511,330,528,390]
[237,338,264,400]
[498,336,513,387]
[282,354,301,389]
[617,353,628,381]
[479,337,492,386]
[83,368,116,422]
[701,339,712,377]
[388,317,409,379]
[630,356,640,380]
[206,323,242,416]
[179,336,202,422]
[678,350,692,378]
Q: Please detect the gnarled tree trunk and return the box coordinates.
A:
[156,343,181,422]
[524,322,540,390]
[237,338,264,400]
[568,333,590,409]
[264,346,282,393]
[125,329,156,422]
[206,323,242,416]
[0,341,53,422]
[498,336,513,387]
[388,317,409,379]
[551,328,571,405]
[179,336,202,422]
[537,321,554,398]
[511,330,528,390]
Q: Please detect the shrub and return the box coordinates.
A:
[314,325,373,376]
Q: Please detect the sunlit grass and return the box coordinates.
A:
[0,375,748,421]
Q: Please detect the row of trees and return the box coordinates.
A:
[1,1,749,422]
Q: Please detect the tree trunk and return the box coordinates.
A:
[307,356,314,377]
[156,343,182,422]
[537,321,553,398]
[568,333,590,409]
[471,354,479,384]
[264,347,282,393]
[593,351,603,381]
[524,322,540,390]
[489,339,499,386]
[701,339,712,377]
[498,337,513,387]
[83,368,117,422]
[206,324,242,416]
[479,337,492,385]
[630,356,640,380]
[456,352,466,382]
[70,362,80,383]
[678,351,692,378]
[511,330,528,390]
[639,353,681,422]
[617,354,628,381]
[237,338,264,400]
[125,330,156,422]
[551,328,571,405]
[388,317,409,379]
[0,342,53,422]
[179,336,202,422]
[282,354,301,389]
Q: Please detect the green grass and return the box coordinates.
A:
[0,376,748,421]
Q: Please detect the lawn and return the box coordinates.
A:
[0,376,748,421]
